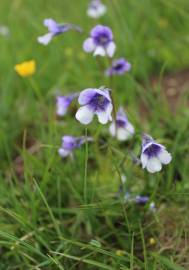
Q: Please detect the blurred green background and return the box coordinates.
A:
[0,0,189,269]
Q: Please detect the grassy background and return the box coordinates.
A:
[0,0,189,269]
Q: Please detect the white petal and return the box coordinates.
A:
[56,106,67,116]
[58,148,70,158]
[126,123,135,135]
[146,157,162,173]
[106,42,116,57]
[83,38,95,52]
[96,103,112,124]
[37,33,53,45]
[140,154,148,169]
[109,123,116,137]
[158,149,172,164]
[117,128,131,141]
[94,46,106,57]
[96,111,109,124]
[75,106,94,125]
[87,5,106,18]
[87,9,99,18]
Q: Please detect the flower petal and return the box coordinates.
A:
[94,46,106,56]
[58,148,70,158]
[83,38,95,52]
[109,122,116,136]
[37,33,53,45]
[146,157,162,173]
[158,149,172,164]
[96,111,109,124]
[44,18,58,32]
[140,154,148,169]
[96,103,112,124]
[75,105,94,125]
[117,128,131,141]
[78,89,96,105]
[126,123,135,136]
[106,41,116,57]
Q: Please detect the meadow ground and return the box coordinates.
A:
[0,0,189,269]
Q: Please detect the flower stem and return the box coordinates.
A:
[84,128,88,204]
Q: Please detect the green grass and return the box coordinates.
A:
[0,0,189,269]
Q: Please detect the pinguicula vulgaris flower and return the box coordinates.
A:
[38,18,82,45]
[135,195,149,205]
[83,25,116,57]
[105,58,131,76]
[87,0,107,19]
[56,93,78,116]
[58,135,92,158]
[109,107,135,141]
[76,87,113,125]
[141,134,172,173]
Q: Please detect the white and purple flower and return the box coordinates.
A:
[38,18,82,45]
[87,0,107,19]
[83,25,116,57]
[58,135,92,158]
[141,134,172,173]
[109,107,135,141]
[135,195,149,205]
[76,88,113,125]
[105,58,131,76]
[56,93,78,116]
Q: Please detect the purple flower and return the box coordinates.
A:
[87,0,107,18]
[135,195,149,205]
[105,58,131,76]
[56,93,78,116]
[83,25,116,57]
[38,18,82,45]
[75,87,113,125]
[109,107,135,141]
[141,134,172,173]
[58,135,92,158]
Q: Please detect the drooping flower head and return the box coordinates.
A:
[105,58,131,76]
[76,87,113,125]
[87,0,107,19]
[38,18,82,45]
[141,134,172,173]
[56,93,78,116]
[14,60,36,77]
[58,135,92,158]
[109,107,135,141]
[83,25,116,57]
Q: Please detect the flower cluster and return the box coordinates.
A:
[17,0,172,206]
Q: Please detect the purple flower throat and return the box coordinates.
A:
[89,93,109,111]
[116,118,127,128]
[144,144,161,158]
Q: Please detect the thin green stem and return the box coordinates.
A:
[84,128,88,204]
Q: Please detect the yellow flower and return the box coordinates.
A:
[15,60,36,77]
[149,237,156,245]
